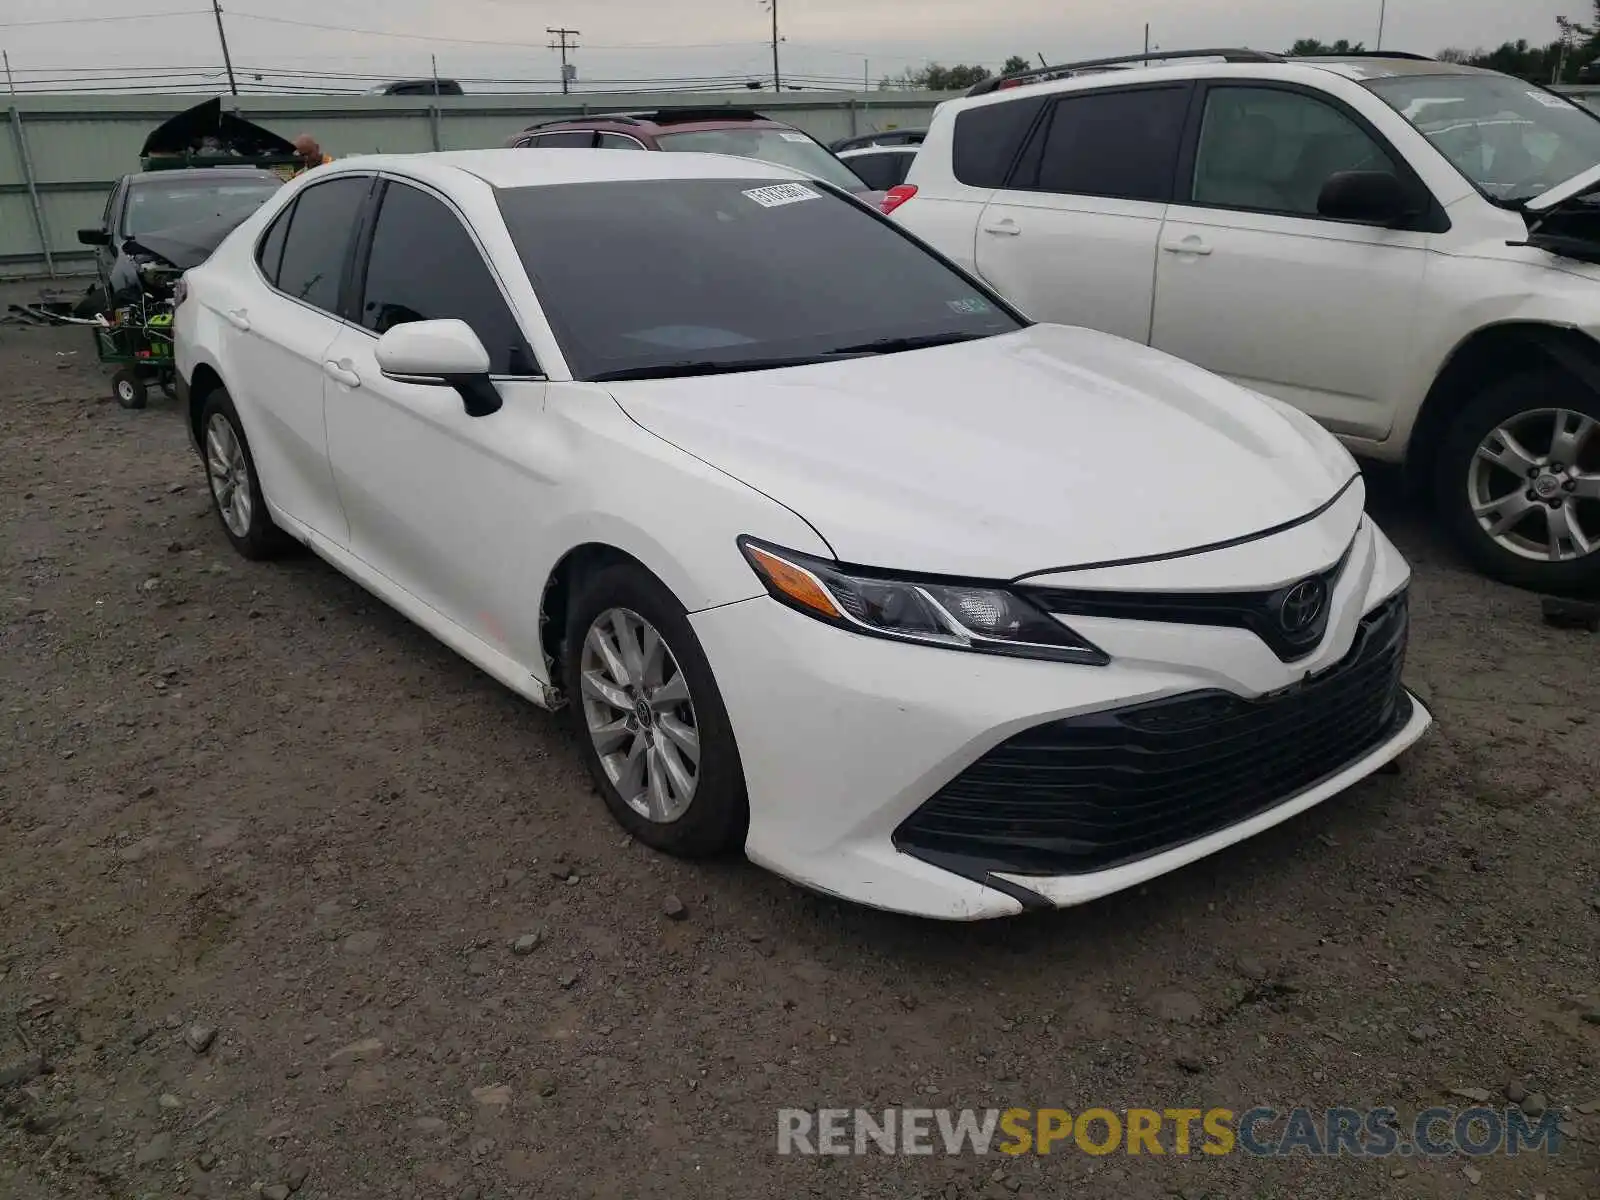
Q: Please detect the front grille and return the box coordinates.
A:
[1023,544,1352,663]
[894,590,1411,878]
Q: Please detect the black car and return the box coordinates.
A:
[75,167,283,312]
[369,79,465,95]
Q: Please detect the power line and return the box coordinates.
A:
[0,9,210,28]
[227,10,764,52]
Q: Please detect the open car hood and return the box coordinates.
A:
[140,97,298,159]
[1524,162,1600,214]
[122,210,253,270]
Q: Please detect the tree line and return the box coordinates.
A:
[883,8,1600,90]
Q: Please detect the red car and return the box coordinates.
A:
[504,107,881,205]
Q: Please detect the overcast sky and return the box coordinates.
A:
[0,0,1577,92]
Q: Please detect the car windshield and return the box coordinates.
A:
[495,178,1024,382]
[654,127,870,192]
[123,176,281,236]
[1366,73,1600,204]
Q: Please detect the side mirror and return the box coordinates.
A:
[1317,170,1414,226]
[375,318,502,418]
[78,228,111,247]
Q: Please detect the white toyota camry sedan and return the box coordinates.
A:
[174,149,1431,920]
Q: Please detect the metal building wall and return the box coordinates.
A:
[0,90,948,279]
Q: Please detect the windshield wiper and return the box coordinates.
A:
[589,354,854,382]
[826,331,992,356]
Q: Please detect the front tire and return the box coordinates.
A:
[199,388,293,561]
[564,561,748,857]
[1435,370,1600,595]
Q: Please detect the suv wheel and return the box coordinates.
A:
[1436,370,1600,594]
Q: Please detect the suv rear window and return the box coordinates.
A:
[952,95,1048,188]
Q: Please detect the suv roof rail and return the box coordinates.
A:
[521,113,647,131]
[519,106,771,135]
[644,107,768,125]
[1296,50,1434,61]
[965,48,1282,96]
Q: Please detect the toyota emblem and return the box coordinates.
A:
[1278,578,1326,634]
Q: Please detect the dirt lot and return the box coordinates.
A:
[1,312,1597,1200]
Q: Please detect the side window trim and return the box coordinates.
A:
[1002,81,1195,203]
[353,173,544,378]
[1175,79,1450,233]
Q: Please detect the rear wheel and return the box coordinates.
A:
[564,561,748,857]
[1435,370,1600,594]
[199,388,293,560]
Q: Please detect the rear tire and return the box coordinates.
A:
[199,388,294,561]
[1434,370,1600,595]
[563,561,749,857]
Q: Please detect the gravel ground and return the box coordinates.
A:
[1,310,1597,1200]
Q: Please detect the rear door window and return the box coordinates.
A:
[1008,86,1190,202]
[597,133,646,149]
[273,176,370,314]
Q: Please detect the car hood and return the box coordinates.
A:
[606,325,1359,579]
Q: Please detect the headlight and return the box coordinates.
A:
[738,538,1107,665]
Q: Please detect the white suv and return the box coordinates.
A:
[889,50,1600,594]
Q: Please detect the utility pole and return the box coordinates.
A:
[762,0,780,92]
[211,0,238,95]
[1375,0,1386,50]
[547,27,579,95]
[2,50,14,95]
[1144,23,1150,56]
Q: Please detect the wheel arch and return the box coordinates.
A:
[537,542,643,683]
[1407,321,1600,485]
[186,361,227,448]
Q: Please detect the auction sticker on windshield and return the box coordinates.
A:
[778,131,812,142]
[1527,90,1572,110]
[742,182,821,208]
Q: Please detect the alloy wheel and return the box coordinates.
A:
[205,412,253,538]
[1467,407,1600,563]
[578,607,701,824]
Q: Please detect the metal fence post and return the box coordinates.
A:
[8,106,55,278]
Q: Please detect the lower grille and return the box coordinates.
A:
[894,591,1411,878]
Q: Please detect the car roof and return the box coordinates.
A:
[1294,55,1500,81]
[318,148,805,191]
[126,167,283,185]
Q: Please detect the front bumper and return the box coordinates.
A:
[689,517,1431,920]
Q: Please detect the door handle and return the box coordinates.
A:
[323,359,362,388]
[982,218,1021,237]
[225,307,251,331]
[1161,237,1213,256]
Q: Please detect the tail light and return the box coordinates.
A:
[880,184,918,215]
